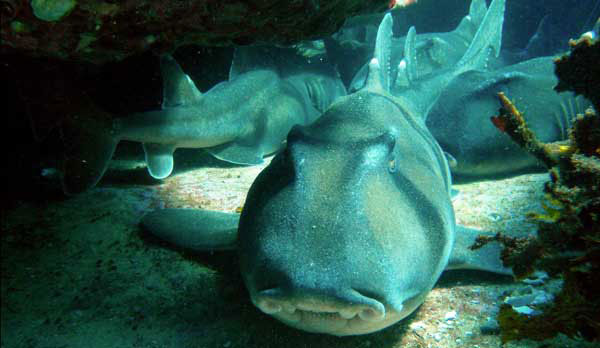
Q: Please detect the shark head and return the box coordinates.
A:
[237,92,454,335]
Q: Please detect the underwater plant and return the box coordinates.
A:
[487,32,600,342]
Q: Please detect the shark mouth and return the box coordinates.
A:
[256,299,386,322]
[252,289,398,335]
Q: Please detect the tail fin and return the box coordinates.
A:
[60,106,118,195]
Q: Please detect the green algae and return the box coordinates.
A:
[31,0,77,22]
[10,21,30,33]
[490,34,600,343]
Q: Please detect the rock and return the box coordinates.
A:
[444,310,458,321]
[409,321,426,331]
[522,271,549,286]
[480,317,501,335]
[0,0,388,64]
[504,289,554,308]
[531,291,554,306]
[31,0,77,22]
[513,305,542,316]
[504,293,538,307]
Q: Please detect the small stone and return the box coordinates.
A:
[480,318,500,335]
[513,305,541,316]
[522,271,549,286]
[488,213,502,221]
[433,333,443,342]
[483,304,500,316]
[409,321,425,331]
[532,291,554,305]
[504,294,537,307]
[522,278,544,286]
[444,310,458,321]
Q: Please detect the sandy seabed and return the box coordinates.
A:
[2,150,554,348]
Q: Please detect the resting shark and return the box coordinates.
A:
[426,57,591,183]
[142,0,510,336]
[60,50,346,194]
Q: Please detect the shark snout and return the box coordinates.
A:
[253,287,389,324]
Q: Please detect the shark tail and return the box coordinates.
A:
[60,109,119,195]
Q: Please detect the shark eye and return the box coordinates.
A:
[388,156,397,173]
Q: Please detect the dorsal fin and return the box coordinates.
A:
[229,46,268,80]
[160,55,202,108]
[366,12,394,92]
[394,26,417,90]
[468,0,487,29]
[403,26,417,82]
[454,0,487,41]
[455,0,505,72]
[392,0,506,122]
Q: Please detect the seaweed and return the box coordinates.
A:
[488,33,600,343]
[554,34,600,112]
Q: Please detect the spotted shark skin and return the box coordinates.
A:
[142,0,511,336]
[60,51,345,194]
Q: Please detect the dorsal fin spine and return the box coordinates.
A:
[404,26,418,83]
[367,13,394,92]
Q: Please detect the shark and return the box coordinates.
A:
[141,0,511,336]
[60,49,346,195]
[426,56,591,183]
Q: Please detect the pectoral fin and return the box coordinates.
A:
[446,225,513,275]
[141,208,239,251]
[206,141,264,165]
[143,143,176,179]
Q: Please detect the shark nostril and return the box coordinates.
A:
[349,288,387,321]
